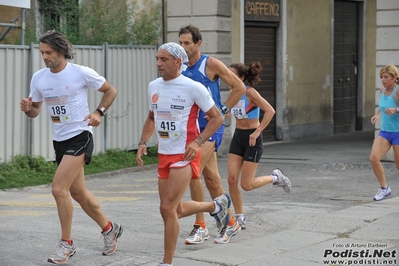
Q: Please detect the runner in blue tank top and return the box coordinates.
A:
[182,54,223,130]
[179,25,245,245]
[370,64,399,201]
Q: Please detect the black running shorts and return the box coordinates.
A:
[229,128,263,163]
[53,131,94,165]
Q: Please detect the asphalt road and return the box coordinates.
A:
[1,130,398,266]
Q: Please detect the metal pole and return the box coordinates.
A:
[0,16,19,42]
[103,42,109,151]
[0,22,19,27]
[21,9,25,45]
[28,42,35,156]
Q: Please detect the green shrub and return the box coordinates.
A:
[0,146,158,190]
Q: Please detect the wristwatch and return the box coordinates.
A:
[220,104,230,115]
[96,107,106,116]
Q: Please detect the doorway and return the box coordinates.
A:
[333,0,360,134]
[244,26,277,141]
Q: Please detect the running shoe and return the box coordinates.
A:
[184,225,210,244]
[272,168,292,193]
[47,240,76,264]
[235,215,247,230]
[214,219,241,244]
[210,193,231,231]
[102,222,123,255]
[373,186,392,201]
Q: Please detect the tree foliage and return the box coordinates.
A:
[77,0,130,45]
[130,0,163,45]
[18,0,162,45]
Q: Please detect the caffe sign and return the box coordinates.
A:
[244,0,280,22]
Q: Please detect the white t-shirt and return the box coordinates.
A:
[148,74,214,154]
[30,63,106,141]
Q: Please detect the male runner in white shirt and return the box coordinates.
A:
[20,29,122,264]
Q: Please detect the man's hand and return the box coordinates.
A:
[84,111,102,127]
[136,145,147,166]
[184,140,201,161]
[20,97,33,113]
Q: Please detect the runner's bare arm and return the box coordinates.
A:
[136,111,155,166]
[20,96,42,118]
[97,81,117,110]
[207,57,245,109]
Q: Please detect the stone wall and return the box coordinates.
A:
[165,0,234,155]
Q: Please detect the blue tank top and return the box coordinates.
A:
[380,86,399,132]
[231,85,260,120]
[182,54,222,129]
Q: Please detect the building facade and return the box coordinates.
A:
[165,0,377,153]
[3,0,396,156]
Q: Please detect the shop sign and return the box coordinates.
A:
[244,0,280,22]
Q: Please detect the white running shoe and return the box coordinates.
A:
[101,222,123,255]
[235,215,247,230]
[214,219,241,244]
[272,168,292,193]
[210,193,231,231]
[47,240,76,264]
[373,186,392,201]
[184,225,210,244]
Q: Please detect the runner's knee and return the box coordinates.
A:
[241,182,254,192]
[204,175,221,191]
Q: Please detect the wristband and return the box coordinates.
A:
[96,107,106,116]
[194,139,202,146]
[139,140,146,147]
[198,134,205,144]
[220,104,230,115]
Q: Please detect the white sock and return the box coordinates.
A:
[211,201,221,214]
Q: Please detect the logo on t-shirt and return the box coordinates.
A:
[152,93,159,104]
[152,93,159,110]
[172,96,185,103]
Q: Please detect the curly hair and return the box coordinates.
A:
[229,61,262,87]
[39,30,75,60]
